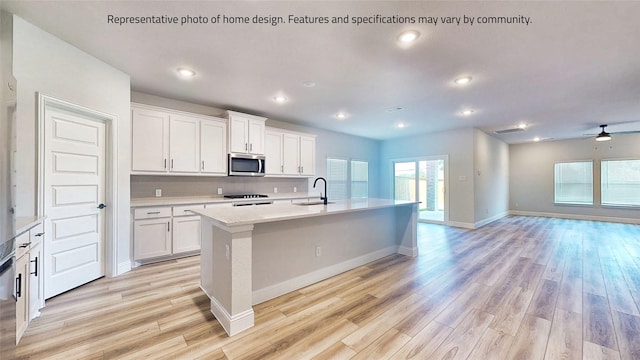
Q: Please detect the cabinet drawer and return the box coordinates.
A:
[15,231,31,260]
[173,204,205,217]
[30,222,45,246]
[205,202,233,209]
[134,207,171,220]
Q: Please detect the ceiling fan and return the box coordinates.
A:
[584,123,640,142]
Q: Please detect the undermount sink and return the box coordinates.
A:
[294,201,335,206]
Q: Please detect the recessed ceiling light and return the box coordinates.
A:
[273,95,288,104]
[335,112,347,120]
[461,109,474,116]
[177,67,196,77]
[533,137,541,142]
[398,30,420,43]
[518,123,528,129]
[303,81,316,88]
[396,123,407,129]
[454,76,472,85]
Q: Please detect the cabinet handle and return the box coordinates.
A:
[245,143,248,151]
[31,256,38,276]
[202,160,205,170]
[16,273,22,298]
[147,211,161,215]
[19,242,31,248]
[167,222,170,232]
[164,158,167,169]
[301,166,304,173]
[35,232,44,237]
[250,143,253,152]
[281,165,283,173]
[171,159,174,169]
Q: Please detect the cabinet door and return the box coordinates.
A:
[132,107,169,172]
[134,218,172,260]
[172,215,201,253]
[169,115,200,173]
[264,130,283,175]
[16,254,29,344]
[248,119,265,154]
[200,120,227,174]
[229,116,249,153]
[299,136,316,176]
[282,133,301,175]
[29,241,43,320]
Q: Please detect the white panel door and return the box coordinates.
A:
[299,135,315,176]
[264,130,283,175]
[169,115,200,173]
[200,119,227,174]
[131,107,169,172]
[44,108,105,299]
[282,133,300,175]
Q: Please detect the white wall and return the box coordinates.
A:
[380,127,476,226]
[12,15,132,272]
[510,134,640,222]
[474,129,509,225]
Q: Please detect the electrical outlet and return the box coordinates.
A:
[155,189,162,197]
[217,187,223,195]
[274,187,278,193]
[293,187,297,193]
[315,246,321,257]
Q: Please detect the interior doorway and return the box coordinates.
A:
[393,156,448,223]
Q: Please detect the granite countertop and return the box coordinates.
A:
[130,193,319,207]
[192,198,418,227]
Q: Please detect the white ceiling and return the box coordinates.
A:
[3,1,640,143]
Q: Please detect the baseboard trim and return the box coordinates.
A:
[445,221,475,229]
[207,293,254,336]
[474,211,509,228]
[509,210,640,225]
[252,246,398,305]
[397,245,418,257]
[116,260,132,276]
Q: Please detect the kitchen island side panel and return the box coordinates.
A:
[251,207,399,300]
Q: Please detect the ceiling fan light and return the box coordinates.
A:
[595,132,611,142]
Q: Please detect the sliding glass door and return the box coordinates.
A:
[393,156,447,223]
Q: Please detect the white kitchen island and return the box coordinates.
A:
[192,198,418,336]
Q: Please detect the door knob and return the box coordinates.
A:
[97,203,107,209]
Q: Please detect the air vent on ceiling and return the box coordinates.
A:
[494,127,526,134]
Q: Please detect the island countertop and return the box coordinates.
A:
[191,198,418,227]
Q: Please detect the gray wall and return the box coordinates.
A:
[474,128,510,224]
[380,127,477,226]
[12,15,132,271]
[131,92,382,199]
[510,134,640,222]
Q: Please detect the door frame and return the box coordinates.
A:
[391,155,449,224]
[36,94,119,279]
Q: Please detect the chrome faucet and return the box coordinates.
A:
[313,177,328,205]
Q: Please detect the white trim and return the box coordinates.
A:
[474,211,509,228]
[252,245,398,304]
[397,245,418,257]
[509,210,640,225]
[117,260,132,275]
[445,220,475,229]
[204,288,255,336]
[37,94,119,278]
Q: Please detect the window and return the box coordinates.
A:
[601,159,640,206]
[351,160,369,198]
[554,161,593,205]
[326,158,347,200]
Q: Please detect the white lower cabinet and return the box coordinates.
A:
[28,241,43,320]
[172,216,201,253]
[133,217,172,260]
[15,251,29,344]
[15,221,45,345]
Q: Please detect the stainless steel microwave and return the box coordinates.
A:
[228,153,266,176]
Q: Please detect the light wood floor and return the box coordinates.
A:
[16,216,640,359]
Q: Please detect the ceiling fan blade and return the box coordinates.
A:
[610,130,640,135]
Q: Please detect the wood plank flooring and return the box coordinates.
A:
[16,216,640,359]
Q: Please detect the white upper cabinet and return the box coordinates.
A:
[131,103,228,176]
[200,119,227,174]
[264,126,316,177]
[226,111,266,155]
[132,107,169,172]
[265,129,283,175]
[169,115,200,173]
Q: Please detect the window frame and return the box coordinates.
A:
[600,158,640,208]
[553,160,594,206]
